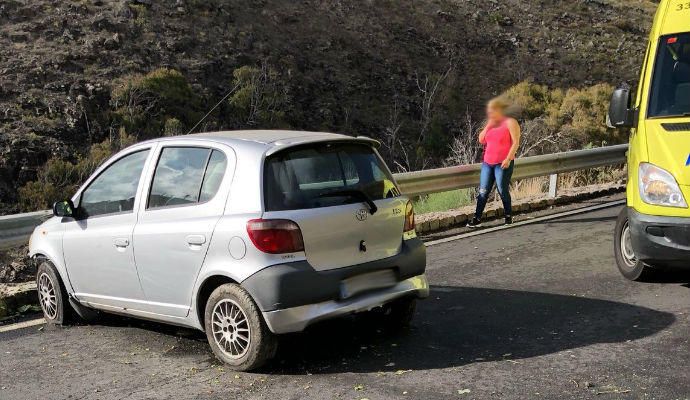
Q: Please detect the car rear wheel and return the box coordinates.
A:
[36,261,69,325]
[614,208,654,282]
[204,283,277,371]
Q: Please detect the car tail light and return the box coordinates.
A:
[403,201,415,234]
[246,219,305,254]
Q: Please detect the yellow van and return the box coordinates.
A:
[608,0,690,280]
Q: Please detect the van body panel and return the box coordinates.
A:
[660,0,690,35]
[616,0,690,272]
[644,121,690,185]
[627,0,690,219]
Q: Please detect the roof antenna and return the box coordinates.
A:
[186,84,239,135]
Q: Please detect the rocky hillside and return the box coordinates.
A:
[0,0,656,213]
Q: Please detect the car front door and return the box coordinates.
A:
[62,147,154,311]
[132,145,233,317]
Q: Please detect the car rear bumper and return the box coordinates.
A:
[629,208,690,268]
[262,274,429,334]
[242,237,427,333]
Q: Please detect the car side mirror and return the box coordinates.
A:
[53,199,75,218]
[607,87,635,129]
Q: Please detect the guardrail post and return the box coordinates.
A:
[548,174,558,198]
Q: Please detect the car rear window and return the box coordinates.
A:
[264,142,400,211]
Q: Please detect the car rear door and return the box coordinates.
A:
[261,142,407,271]
[132,144,234,317]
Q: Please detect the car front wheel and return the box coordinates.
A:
[36,261,69,325]
[204,283,277,371]
[614,208,654,281]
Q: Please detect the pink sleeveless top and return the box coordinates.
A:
[483,119,513,165]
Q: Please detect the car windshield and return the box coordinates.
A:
[264,142,399,211]
[648,32,690,118]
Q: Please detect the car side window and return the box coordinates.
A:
[199,150,228,203]
[80,150,150,217]
[148,147,227,209]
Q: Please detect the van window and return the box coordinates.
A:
[80,150,150,217]
[148,147,227,208]
[648,33,690,118]
[264,143,399,211]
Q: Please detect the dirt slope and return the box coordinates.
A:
[0,0,656,212]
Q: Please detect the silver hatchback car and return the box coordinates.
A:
[29,130,428,370]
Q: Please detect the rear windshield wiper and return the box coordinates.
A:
[317,189,378,215]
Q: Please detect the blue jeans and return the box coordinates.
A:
[474,161,514,220]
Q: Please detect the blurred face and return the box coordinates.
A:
[486,103,505,124]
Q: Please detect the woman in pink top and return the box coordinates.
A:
[467,97,521,228]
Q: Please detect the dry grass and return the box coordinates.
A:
[471,165,627,210]
[511,177,547,199]
[415,165,626,215]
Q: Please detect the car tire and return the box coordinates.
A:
[36,260,70,325]
[614,208,655,282]
[204,283,277,371]
[383,297,417,331]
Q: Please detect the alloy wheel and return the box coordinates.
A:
[211,299,251,359]
[38,272,58,320]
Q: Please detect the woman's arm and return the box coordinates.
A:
[501,118,521,169]
[478,122,489,144]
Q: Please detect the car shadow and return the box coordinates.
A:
[265,285,675,374]
[87,285,676,374]
[643,270,690,284]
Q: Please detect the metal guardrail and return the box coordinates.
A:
[394,144,629,197]
[0,210,52,249]
[0,144,629,249]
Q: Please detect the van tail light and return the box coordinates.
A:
[246,219,305,254]
[403,201,416,234]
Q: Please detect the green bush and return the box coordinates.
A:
[129,4,149,28]
[228,65,290,128]
[501,81,622,154]
[503,81,565,121]
[558,84,620,145]
[413,189,475,214]
[110,68,201,139]
[163,117,183,136]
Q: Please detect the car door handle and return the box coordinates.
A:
[186,235,206,246]
[113,238,130,248]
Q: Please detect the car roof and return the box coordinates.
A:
[139,130,378,155]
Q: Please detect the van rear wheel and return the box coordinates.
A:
[614,208,654,282]
[204,283,277,371]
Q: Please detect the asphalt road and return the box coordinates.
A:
[1,206,689,400]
